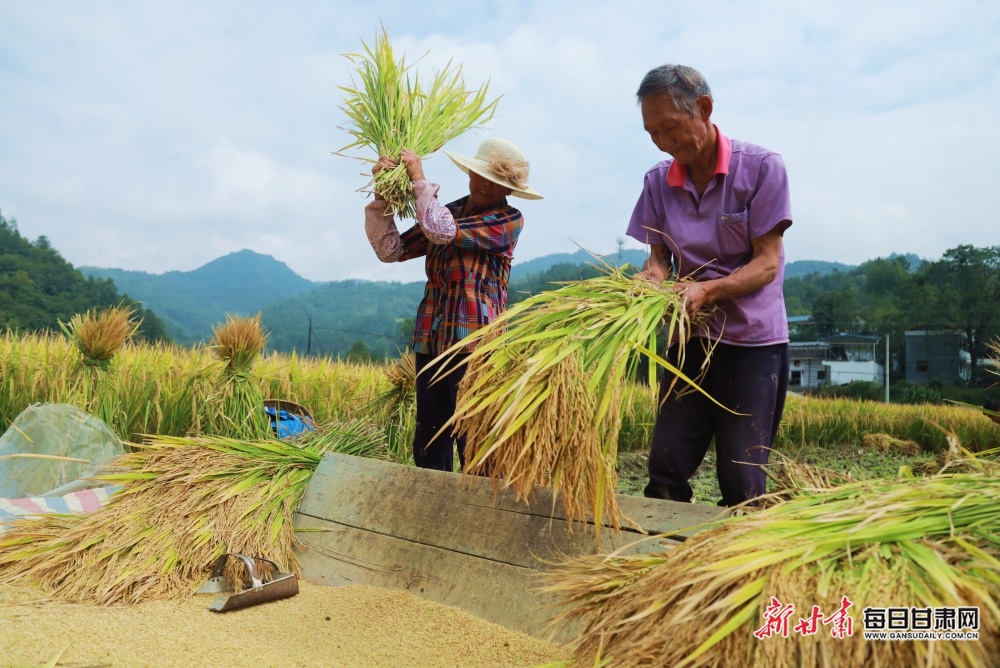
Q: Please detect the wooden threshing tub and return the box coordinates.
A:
[293,453,724,642]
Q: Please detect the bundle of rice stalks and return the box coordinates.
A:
[754,450,858,508]
[862,432,921,456]
[361,351,417,464]
[202,314,271,440]
[912,427,1000,476]
[0,421,385,605]
[337,27,499,218]
[384,349,416,397]
[544,474,1000,667]
[59,303,141,369]
[431,266,716,532]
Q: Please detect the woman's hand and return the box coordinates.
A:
[371,156,398,200]
[372,156,397,176]
[399,149,426,182]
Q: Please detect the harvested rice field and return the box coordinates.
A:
[0,581,565,667]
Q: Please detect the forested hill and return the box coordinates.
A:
[0,212,166,340]
[510,248,650,281]
[81,250,315,343]
[17,203,978,365]
[71,245,903,357]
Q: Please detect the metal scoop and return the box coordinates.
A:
[197,553,299,612]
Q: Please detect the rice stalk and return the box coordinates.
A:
[862,432,921,456]
[753,449,858,508]
[430,264,717,533]
[336,26,500,218]
[544,474,1000,667]
[211,313,267,375]
[0,421,385,605]
[366,351,417,463]
[58,303,141,369]
[202,314,271,440]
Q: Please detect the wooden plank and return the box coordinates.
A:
[293,517,568,640]
[298,453,723,544]
[293,453,726,641]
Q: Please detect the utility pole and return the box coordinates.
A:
[307,318,312,356]
[885,334,890,403]
[616,235,624,267]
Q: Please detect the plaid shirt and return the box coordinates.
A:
[400,195,523,355]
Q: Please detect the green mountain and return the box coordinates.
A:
[80,250,316,343]
[0,211,166,340]
[74,245,921,358]
[262,280,426,359]
[784,259,855,279]
[511,249,649,281]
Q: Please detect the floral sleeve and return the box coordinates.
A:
[364,200,403,262]
[411,180,457,244]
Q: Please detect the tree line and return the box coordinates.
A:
[0,211,167,341]
[785,245,1000,386]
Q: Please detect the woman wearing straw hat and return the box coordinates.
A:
[364,137,542,472]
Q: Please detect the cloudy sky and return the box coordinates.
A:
[1,1,997,283]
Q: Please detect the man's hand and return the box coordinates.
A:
[399,148,426,182]
[672,281,713,317]
[635,244,670,284]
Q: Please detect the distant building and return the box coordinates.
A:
[904,325,971,385]
[821,334,884,387]
[787,334,884,390]
[788,342,828,389]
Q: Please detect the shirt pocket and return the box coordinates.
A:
[717,210,750,257]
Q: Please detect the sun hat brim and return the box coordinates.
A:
[444,150,543,200]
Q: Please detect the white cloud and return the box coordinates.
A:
[1,0,998,285]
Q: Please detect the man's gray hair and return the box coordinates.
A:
[636,64,712,115]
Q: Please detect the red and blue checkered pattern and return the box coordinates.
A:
[400,196,523,355]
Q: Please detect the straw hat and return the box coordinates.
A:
[444,138,543,200]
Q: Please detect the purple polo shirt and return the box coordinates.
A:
[626,128,792,346]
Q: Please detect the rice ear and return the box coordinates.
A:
[544,474,1000,667]
[427,265,716,536]
[59,302,142,368]
[336,27,500,218]
[0,424,386,604]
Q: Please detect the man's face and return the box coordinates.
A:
[640,94,712,165]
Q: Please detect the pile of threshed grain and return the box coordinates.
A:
[1,581,564,668]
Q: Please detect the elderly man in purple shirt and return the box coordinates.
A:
[627,64,793,506]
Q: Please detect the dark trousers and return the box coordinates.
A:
[413,351,469,471]
[644,341,789,506]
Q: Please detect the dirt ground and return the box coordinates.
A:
[0,581,566,667]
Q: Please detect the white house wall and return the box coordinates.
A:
[789,359,827,389]
[824,360,884,386]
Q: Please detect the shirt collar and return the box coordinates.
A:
[665,125,731,187]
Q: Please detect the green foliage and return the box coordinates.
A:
[262,280,425,359]
[784,247,1000,386]
[918,245,1000,386]
[0,211,167,342]
[346,340,371,362]
[894,382,943,405]
[818,379,884,402]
